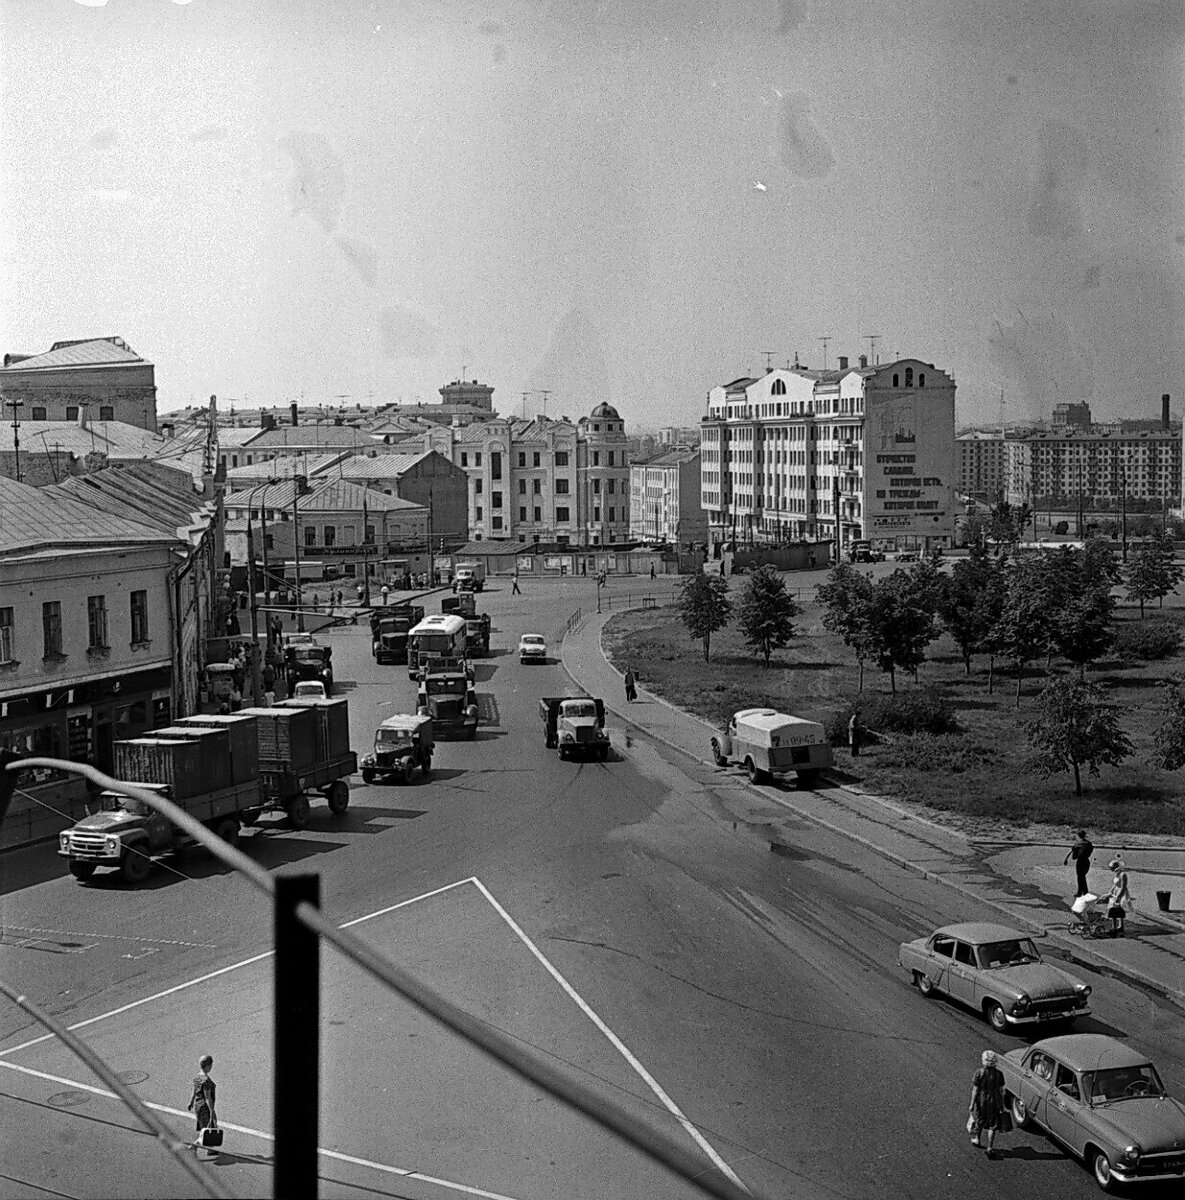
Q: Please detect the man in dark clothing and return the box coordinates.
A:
[1064,829,1094,897]
[848,712,862,757]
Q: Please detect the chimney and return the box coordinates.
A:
[838,356,849,371]
[161,421,175,439]
[261,412,275,431]
[1162,393,1171,430]
[290,402,299,427]
[294,473,308,496]
[859,354,868,368]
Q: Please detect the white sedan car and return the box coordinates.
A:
[292,680,327,699]
[519,634,547,664]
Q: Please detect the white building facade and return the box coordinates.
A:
[630,449,707,545]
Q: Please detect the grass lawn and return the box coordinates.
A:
[601,594,1185,838]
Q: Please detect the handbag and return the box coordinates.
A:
[966,1111,978,1136]
[998,1107,1013,1133]
[200,1127,224,1148]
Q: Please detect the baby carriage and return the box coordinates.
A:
[1068,893,1109,938]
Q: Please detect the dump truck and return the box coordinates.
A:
[59,702,358,884]
[539,696,610,761]
[417,658,479,739]
[58,725,262,884]
[370,603,424,664]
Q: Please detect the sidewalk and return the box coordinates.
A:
[561,609,1185,1007]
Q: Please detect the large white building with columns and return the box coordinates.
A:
[700,356,957,554]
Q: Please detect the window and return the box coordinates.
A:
[892,374,899,387]
[1054,1065,1080,1101]
[533,479,541,494]
[772,379,786,395]
[461,452,468,467]
[492,516,503,529]
[608,507,616,522]
[607,479,615,494]
[475,479,483,494]
[533,506,541,522]
[32,406,47,420]
[0,607,14,663]
[533,452,540,467]
[491,452,502,480]
[608,451,615,466]
[305,525,316,547]
[364,524,375,544]
[66,406,79,421]
[519,506,527,521]
[556,506,570,522]
[87,595,108,649]
[931,937,955,959]
[43,601,63,657]
[492,491,503,509]
[555,479,569,494]
[905,368,913,387]
[130,590,149,644]
[594,506,601,522]
[518,479,526,494]
[100,405,115,422]
[324,526,336,547]
[953,942,975,967]
[476,506,483,520]
[593,479,601,493]
[518,452,526,467]
[593,451,600,466]
[555,451,569,467]
[919,373,926,387]
[475,452,482,467]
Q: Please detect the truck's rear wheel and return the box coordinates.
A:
[327,780,350,814]
[745,757,769,784]
[69,862,97,881]
[287,794,311,829]
[212,816,240,847]
[120,848,152,884]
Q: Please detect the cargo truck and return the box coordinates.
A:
[441,594,490,656]
[370,603,424,664]
[285,643,334,695]
[59,701,357,883]
[539,696,610,761]
[416,658,478,738]
[451,561,485,592]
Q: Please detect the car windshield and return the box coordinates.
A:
[425,678,465,695]
[978,938,1040,968]
[292,648,325,663]
[1085,1064,1165,1104]
[563,702,597,718]
[376,729,413,748]
[522,636,544,646]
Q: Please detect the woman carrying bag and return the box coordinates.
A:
[1107,858,1131,938]
[967,1049,1008,1158]
[188,1054,220,1150]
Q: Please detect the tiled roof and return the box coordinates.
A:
[1,337,146,371]
[0,474,180,554]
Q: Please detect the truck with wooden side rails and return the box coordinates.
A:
[59,701,357,883]
[417,657,479,739]
[539,696,610,761]
[370,603,424,664]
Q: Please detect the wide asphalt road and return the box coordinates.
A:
[2,575,1183,1199]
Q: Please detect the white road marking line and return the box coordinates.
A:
[470,878,750,1195]
[0,1058,521,1200]
[0,878,475,1061]
[0,925,217,950]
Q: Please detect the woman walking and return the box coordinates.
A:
[623,667,637,703]
[187,1054,218,1149]
[1107,858,1131,937]
[968,1049,1007,1158]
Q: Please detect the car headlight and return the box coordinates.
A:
[362,753,374,766]
[559,731,574,742]
[1076,984,1092,1001]
[104,835,120,854]
[1117,1144,1142,1166]
[1011,994,1031,1014]
[60,833,70,852]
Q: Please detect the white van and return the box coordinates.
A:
[710,708,833,787]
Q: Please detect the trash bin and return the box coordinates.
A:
[1156,890,1171,912]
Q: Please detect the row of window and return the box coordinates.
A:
[0,592,149,665]
[458,448,623,470]
[25,404,117,422]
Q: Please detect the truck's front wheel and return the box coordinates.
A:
[69,862,96,881]
[212,816,240,847]
[120,847,152,884]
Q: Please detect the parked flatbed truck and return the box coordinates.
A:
[539,696,610,761]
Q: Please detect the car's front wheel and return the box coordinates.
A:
[1092,1148,1117,1192]
[914,972,935,997]
[985,1001,1009,1033]
[1009,1093,1031,1130]
[710,739,728,768]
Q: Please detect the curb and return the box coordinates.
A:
[561,614,1185,1009]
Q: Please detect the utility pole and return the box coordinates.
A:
[427,486,435,588]
[817,336,832,370]
[292,481,305,633]
[5,398,24,483]
[833,476,842,565]
[1120,466,1128,562]
[260,481,273,607]
[362,495,372,606]
[246,517,264,705]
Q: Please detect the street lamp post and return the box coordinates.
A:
[292,481,305,633]
[5,398,24,483]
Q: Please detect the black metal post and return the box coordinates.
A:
[292,485,305,632]
[1121,467,1128,562]
[274,873,320,1200]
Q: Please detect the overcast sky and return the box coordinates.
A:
[1,0,1182,429]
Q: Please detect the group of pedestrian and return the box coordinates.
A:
[1065,829,1132,937]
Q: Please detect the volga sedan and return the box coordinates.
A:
[999,1034,1185,1191]
[898,922,1091,1032]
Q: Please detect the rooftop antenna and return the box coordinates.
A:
[540,389,551,419]
[793,351,801,369]
[521,392,530,419]
[760,350,776,373]
[818,335,832,370]
[862,334,882,364]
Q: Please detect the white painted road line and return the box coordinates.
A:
[0,1057,523,1200]
[0,878,476,1061]
[471,877,751,1195]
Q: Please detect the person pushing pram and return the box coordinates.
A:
[1068,892,1108,938]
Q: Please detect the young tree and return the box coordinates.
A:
[1125,542,1169,618]
[1153,528,1184,608]
[864,571,937,693]
[1082,537,1121,589]
[676,569,733,662]
[1150,677,1185,771]
[737,564,800,667]
[1056,586,1115,677]
[988,557,1054,705]
[817,564,876,691]
[938,545,995,674]
[1026,677,1133,796]
[988,499,1032,549]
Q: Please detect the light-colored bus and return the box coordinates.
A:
[407,613,467,678]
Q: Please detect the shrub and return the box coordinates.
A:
[829,686,961,742]
[1113,621,1182,661]
[1053,520,1069,535]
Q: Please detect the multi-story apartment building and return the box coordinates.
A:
[630,449,707,545]
[701,356,957,553]
[957,431,1008,501]
[1004,428,1182,508]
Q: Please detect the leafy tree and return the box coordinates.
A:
[1124,537,1180,618]
[1026,677,1133,796]
[938,544,996,674]
[817,564,876,691]
[1056,586,1115,677]
[865,571,937,694]
[1082,537,1121,588]
[676,569,732,662]
[737,564,800,667]
[989,557,1054,705]
[1153,529,1184,608]
[988,500,1032,548]
[1151,677,1185,770]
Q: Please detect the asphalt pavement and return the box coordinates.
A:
[560,601,1185,1008]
